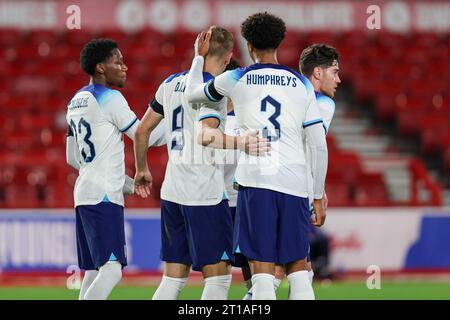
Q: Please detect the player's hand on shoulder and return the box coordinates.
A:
[238,130,271,156]
[311,198,326,227]
[194,29,212,57]
[134,170,152,198]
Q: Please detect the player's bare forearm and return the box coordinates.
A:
[198,125,270,156]
[134,109,163,172]
[134,125,151,172]
[198,126,235,149]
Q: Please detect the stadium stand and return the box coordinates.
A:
[0,29,446,208]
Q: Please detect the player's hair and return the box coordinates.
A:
[208,26,234,58]
[225,57,241,71]
[299,44,339,77]
[80,38,118,76]
[241,12,286,50]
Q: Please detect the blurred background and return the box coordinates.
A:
[0,0,449,299]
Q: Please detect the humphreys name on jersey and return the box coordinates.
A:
[246,74,298,87]
[68,97,89,109]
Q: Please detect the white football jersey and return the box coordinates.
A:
[151,71,228,206]
[316,92,335,133]
[223,111,240,207]
[306,92,336,204]
[204,63,322,197]
[66,84,138,207]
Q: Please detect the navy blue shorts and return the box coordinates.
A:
[234,187,311,265]
[229,206,250,268]
[160,199,233,272]
[76,202,127,270]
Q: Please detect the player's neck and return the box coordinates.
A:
[90,76,109,88]
[252,50,278,65]
[203,58,224,77]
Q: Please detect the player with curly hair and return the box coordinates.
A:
[186,13,328,300]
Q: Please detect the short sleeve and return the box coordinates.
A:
[149,83,165,116]
[302,85,323,129]
[198,104,224,127]
[100,90,138,133]
[205,69,242,101]
[316,94,335,133]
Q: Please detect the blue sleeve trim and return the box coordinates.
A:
[323,123,328,134]
[204,80,221,102]
[120,117,138,132]
[202,72,214,83]
[303,118,323,128]
[199,114,221,126]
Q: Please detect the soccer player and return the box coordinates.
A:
[66,39,164,300]
[299,43,340,281]
[133,27,269,300]
[185,13,328,300]
[222,59,280,300]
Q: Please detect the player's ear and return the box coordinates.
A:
[313,66,322,80]
[247,42,254,55]
[96,63,105,75]
[225,52,233,65]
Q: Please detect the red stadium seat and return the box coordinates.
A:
[1,28,446,207]
[419,115,450,155]
[326,181,352,207]
[354,173,389,206]
[328,152,362,185]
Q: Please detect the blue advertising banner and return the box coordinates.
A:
[0,210,162,272]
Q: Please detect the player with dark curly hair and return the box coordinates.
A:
[66,39,165,300]
[186,13,328,300]
[240,11,286,51]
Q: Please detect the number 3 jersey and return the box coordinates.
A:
[187,59,323,198]
[66,84,138,207]
[150,71,228,206]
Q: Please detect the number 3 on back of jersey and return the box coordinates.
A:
[261,95,281,141]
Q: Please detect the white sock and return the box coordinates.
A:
[152,275,188,300]
[274,277,282,291]
[251,274,276,300]
[242,279,253,300]
[79,270,98,300]
[308,270,314,284]
[244,275,281,300]
[201,274,232,300]
[287,270,315,300]
[83,261,122,300]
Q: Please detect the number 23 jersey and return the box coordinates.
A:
[66,84,137,207]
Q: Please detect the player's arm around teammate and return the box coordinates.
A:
[189,31,270,156]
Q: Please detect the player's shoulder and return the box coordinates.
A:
[163,70,214,85]
[315,91,335,108]
[163,70,189,84]
[76,84,125,105]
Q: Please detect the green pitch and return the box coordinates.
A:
[1,281,449,300]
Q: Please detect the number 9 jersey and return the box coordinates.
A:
[66,84,138,207]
